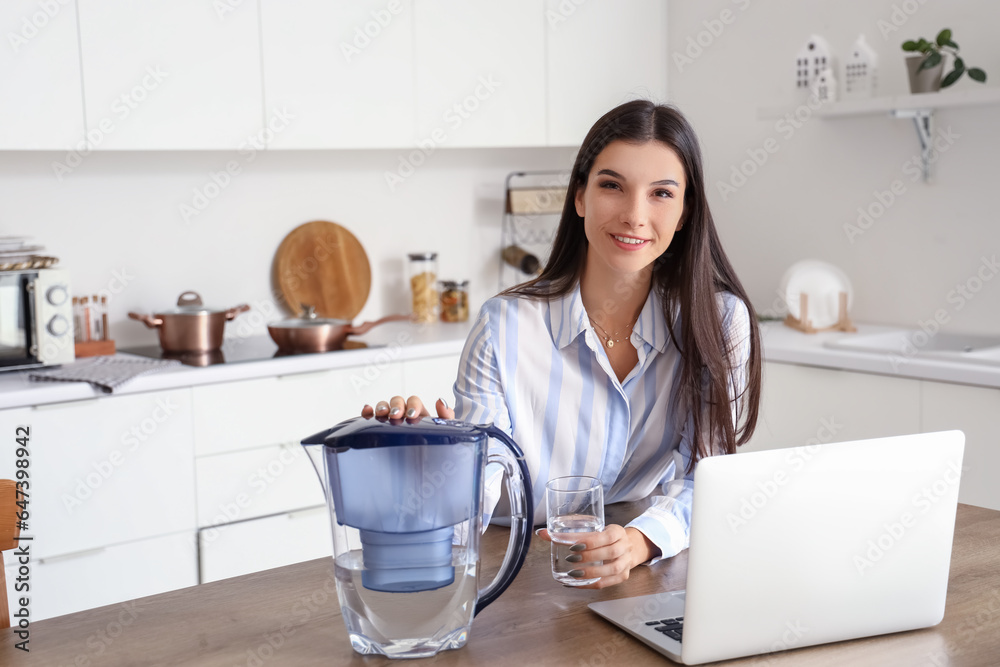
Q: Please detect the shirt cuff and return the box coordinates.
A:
[625,508,688,565]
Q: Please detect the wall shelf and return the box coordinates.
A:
[757,87,1000,182]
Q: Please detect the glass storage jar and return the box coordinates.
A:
[408,252,438,323]
[439,280,469,322]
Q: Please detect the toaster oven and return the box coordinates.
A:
[0,268,74,371]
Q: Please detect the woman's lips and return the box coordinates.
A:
[611,233,649,250]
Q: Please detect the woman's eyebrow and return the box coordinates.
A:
[596,168,679,187]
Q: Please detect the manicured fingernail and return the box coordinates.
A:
[570,543,586,552]
[534,528,544,537]
[362,404,371,412]
[569,569,586,578]
[565,554,582,563]
[405,407,416,418]
[438,398,449,409]
[389,407,401,417]
[376,403,388,412]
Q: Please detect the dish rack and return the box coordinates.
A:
[499,170,570,292]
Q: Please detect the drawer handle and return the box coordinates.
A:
[33,397,101,411]
[278,370,333,382]
[287,506,326,521]
[39,546,106,564]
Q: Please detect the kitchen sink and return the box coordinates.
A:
[823,330,1000,365]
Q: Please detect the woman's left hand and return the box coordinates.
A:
[535,524,658,589]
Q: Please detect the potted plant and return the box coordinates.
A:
[902,29,987,94]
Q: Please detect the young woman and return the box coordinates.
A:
[363,100,762,589]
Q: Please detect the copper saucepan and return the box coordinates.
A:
[268,305,411,353]
[129,291,250,353]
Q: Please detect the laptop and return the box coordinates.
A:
[589,430,965,664]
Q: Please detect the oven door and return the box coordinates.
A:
[0,272,40,371]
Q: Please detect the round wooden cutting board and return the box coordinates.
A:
[274,220,372,320]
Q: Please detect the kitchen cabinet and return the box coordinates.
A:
[545,0,669,146]
[401,354,461,409]
[260,0,415,149]
[199,506,332,583]
[743,361,922,453]
[76,0,264,149]
[920,381,1000,511]
[413,0,546,147]
[0,1,86,150]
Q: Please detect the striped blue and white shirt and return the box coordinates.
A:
[453,283,751,563]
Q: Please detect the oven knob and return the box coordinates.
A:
[47,315,70,337]
[47,284,69,306]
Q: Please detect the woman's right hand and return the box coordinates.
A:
[361,396,455,423]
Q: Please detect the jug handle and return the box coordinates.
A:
[474,424,533,616]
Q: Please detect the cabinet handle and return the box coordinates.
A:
[287,506,326,521]
[39,546,106,564]
[277,369,334,382]
[33,397,101,411]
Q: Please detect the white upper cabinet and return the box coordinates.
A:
[545,0,668,146]
[76,0,264,149]
[260,0,415,149]
[413,0,546,147]
[0,1,85,149]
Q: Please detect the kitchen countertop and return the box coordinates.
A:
[2,320,999,411]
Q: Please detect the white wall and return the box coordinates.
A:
[3,146,573,346]
[669,0,1000,334]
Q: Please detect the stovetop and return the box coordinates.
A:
[119,335,371,367]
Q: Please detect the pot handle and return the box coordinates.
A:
[224,304,251,321]
[177,291,204,307]
[128,312,164,329]
[344,313,413,337]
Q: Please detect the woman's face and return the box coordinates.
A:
[575,139,687,279]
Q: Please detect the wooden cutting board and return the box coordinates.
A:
[274,220,371,320]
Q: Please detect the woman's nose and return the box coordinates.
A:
[619,196,646,227]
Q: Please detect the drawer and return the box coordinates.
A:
[195,442,324,527]
[15,531,197,622]
[199,506,332,583]
[401,354,461,408]
[0,390,196,559]
[193,363,404,456]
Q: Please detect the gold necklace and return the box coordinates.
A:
[589,315,638,349]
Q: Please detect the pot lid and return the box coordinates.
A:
[158,291,228,315]
[271,304,350,328]
[301,415,486,449]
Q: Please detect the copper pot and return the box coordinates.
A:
[267,305,410,353]
[129,291,250,353]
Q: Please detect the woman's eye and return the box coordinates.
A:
[653,189,673,198]
[599,181,621,190]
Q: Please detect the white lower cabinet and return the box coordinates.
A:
[400,354,461,409]
[743,362,922,453]
[28,532,197,621]
[199,506,332,583]
[919,381,1000,511]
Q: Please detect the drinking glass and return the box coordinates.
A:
[545,476,604,586]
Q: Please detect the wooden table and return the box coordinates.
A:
[4,504,999,666]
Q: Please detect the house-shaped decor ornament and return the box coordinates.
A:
[795,35,833,91]
[811,67,838,103]
[843,34,878,98]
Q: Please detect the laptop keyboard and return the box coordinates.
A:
[644,616,684,641]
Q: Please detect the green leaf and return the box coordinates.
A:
[902,40,919,51]
[941,68,963,88]
[917,38,931,51]
[936,28,952,46]
[940,39,959,49]
[954,57,965,71]
[918,51,942,71]
[968,68,987,82]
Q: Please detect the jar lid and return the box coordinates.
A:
[439,280,469,289]
[408,252,438,261]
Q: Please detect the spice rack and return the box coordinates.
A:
[73,294,116,357]
[499,170,570,292]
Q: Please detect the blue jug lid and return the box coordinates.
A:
[301,416,487,449]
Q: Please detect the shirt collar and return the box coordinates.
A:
[547,283,672,354]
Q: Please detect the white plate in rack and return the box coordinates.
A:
[779,260,853,329]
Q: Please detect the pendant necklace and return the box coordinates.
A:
[589,314,639,349]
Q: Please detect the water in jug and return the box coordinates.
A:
[301,416,533,659]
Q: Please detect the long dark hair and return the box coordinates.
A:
[504,100,762,470]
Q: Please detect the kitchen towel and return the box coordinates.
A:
[28,356,182,393]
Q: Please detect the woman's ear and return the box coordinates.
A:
[574,185,586,218]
